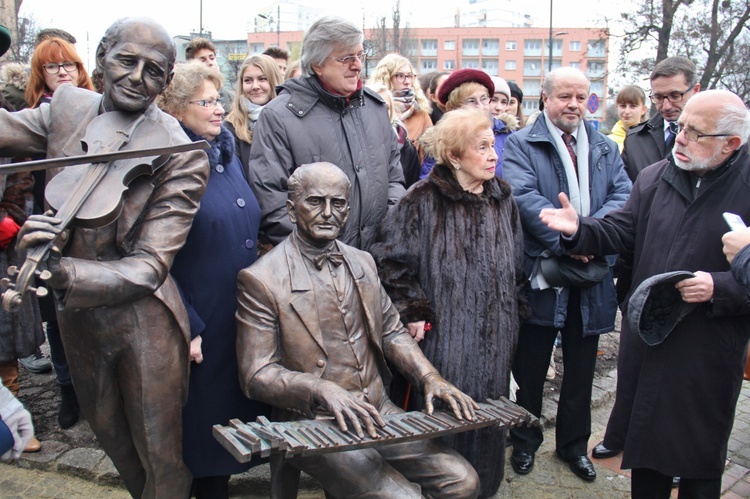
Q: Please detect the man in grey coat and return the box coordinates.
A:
[247,16,405,252]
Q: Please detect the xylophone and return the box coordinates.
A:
[213,396,538,464]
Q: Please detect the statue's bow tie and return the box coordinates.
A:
[313,251,344,270]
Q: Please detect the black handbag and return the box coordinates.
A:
[538,254,610,288]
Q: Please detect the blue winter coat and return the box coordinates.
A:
[171,126,271,477]
[502,114,632,335]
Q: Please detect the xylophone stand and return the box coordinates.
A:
[270,453,300,499]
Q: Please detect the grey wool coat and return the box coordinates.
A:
[371,164,526,496]
[247,75,405,251]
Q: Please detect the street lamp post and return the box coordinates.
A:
[257,6,281,46]
[547,0,568,74]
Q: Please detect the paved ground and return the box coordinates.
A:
[2,331,750,497]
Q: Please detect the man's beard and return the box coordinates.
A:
[552,116,580,134]
[672,146,724,172]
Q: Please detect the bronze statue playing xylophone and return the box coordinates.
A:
[214,396,538,464]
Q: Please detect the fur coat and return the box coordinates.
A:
[371,163,526,496]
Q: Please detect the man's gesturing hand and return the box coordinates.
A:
[422,372,479,421]
[312,380,385,438]
[539,193,579,236]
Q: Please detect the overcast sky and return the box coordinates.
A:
[20,0,617,48]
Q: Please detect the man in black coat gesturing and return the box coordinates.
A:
[539,89,750,498]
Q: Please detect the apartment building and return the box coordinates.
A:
[245,26,609,121]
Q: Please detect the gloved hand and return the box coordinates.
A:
[1,407,34,461]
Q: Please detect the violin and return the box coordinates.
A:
[0,111,209,311]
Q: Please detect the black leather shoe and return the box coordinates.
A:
[510,450,535,475]
[591,441,621,459]
[566,455,597,482]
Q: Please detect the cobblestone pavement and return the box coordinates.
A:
[3,332,750,497]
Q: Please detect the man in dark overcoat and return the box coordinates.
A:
[538,89,750,497]
[236,162,480,498]
[0,18,208,498]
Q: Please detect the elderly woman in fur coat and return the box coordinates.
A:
[372,108,526,498]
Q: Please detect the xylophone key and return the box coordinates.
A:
[327,423,360,444]
[387,419,414,437]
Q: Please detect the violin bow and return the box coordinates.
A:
[0,140,211,174]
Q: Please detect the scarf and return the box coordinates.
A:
[543,112,590,217]
[180,122,234,170]
[245,98,264,132]
[392,88,418,121]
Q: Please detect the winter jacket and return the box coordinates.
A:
[248,75,405,251]
[621,114,668,182]
[502,113,631,335]
[731,243,750,292]
[608,120,627,153]
[0,63,28,111]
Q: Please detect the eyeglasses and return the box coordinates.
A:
[649,88,692,104]
[43,62,78,74]
[676,124,732,142]
[393,72,415,82]
[463,96,490,108]
[189,98,224,109]
[329,52,366,65]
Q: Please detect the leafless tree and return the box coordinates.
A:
[617,0,750,102]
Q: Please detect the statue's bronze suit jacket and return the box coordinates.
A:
[237,235,438,420]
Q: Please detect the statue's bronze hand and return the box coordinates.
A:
[422,372,478,421]
[312,380,385,439]
[16,213,61,258]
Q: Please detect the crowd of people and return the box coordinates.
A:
[0,12,749,499]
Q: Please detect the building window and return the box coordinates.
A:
[462,39,480,56]
[587,40,606,58]
[482,59,498,76]
[249,43,264,53]
[421,59,437,72]
[462,58,480,69]
[523,59,542,76]
[523,79,541,96]
[506,40,517,50]
[570,40,581,51]
[546,39,563,57]
[444,39,456,51]
[524,39,543,56]
[482,39,499,56]
[505,60,517,71]
[443,59,455,70]
[587,61,605,78]
[569,61,581,69]
[590,80,604,96]
[421,39,438,57]
[522,99,538,115]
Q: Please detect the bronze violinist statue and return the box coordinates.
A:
[0,18,209,498]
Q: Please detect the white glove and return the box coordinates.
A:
[1,408,34,461]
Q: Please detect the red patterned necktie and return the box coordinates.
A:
[562,133,578,173]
